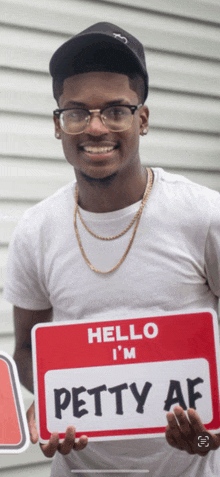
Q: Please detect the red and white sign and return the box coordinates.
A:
[32,309,220,443]
[0,352,30,453]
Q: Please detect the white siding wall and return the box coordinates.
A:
[0,0,219,474]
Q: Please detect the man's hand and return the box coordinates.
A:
[166,406,220,456]
[27,401,88,457]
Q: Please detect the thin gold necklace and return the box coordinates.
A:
[74,168,153,274]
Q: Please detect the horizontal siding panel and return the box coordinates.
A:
[0,113,54,136]
[1,69,220,126]
[0,25,59,73]
[0,296,13,334]
[0,70,55,115]
[0,69,50,95]
[0,117,63,158]
[147,51,220,97]
[140,130,220,170]
[0,247,8,289]
[102,0,220,24]
[0,132,61,159]
[1,168,219,237]
[1,86,219,155]
[0,156,219,235]
[2,64,218,112]
[0,462,51,477]
[163,168,220,193]
[0,176,73,201]
[1,54,220,107]
[0,157,71,178]
[0,147,219,203]
[1,72,220,130]
[0,157,75,201]
[1,1,220,60]
[0,201,39,245]
[0,332,15,356]
[0,219,17,245]
[1,126,219,171]
[0,202,30,215]
[148,91,220,133]
[0,151,219,205]
[0,218,25,246]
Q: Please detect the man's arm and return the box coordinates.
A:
[13,305,88,456]
[13,305,53,393]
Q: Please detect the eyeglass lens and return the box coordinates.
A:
[60,106,134,134]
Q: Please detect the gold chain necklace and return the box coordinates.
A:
[74,168,153,274]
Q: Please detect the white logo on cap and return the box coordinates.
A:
[113,33,128,44]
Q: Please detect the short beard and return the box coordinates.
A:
[80,171,118,187]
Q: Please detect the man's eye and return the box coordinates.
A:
[107,107,127,117]
[66,110,86,121]
[112,108,124,115]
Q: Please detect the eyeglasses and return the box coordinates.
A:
[53,104,142,135]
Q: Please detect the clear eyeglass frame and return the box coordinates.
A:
[53,104,143,134]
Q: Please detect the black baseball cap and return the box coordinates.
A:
[49,22,148,101]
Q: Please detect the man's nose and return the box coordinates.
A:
[85,113,109,135]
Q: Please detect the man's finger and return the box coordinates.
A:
[58,427,88,454]
[165,424,183,450]
[29,425,39,444]
[173,406,195,453]
[40,428,88,457]
[26,401,38,444]
[173,406,192,437]
[58,427,77,455]
[73,435,88,451]
[166,410,194,454]
[187,408,207,433]
[40,433,60,458]
[167,412,180,442]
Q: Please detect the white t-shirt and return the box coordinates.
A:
[3,167,220,476]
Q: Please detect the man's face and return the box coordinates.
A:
[54,71,149,180]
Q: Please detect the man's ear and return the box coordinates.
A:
[53,114,61,139]
[139,105,149,136]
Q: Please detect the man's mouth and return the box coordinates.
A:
[80,144,119,155]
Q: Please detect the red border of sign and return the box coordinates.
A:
[32,309,220,443]
[0,352,30,453]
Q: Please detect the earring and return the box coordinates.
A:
[56,133,60,138]
[142,128,148,135]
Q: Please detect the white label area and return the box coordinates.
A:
[45,358,212,436]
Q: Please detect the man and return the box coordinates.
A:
[3,22,220,476]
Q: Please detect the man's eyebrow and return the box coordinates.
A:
[63,101,87,108]
[105,99,130,106]
[63,99,130,108]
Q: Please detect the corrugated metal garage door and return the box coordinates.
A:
[0,0,219,474]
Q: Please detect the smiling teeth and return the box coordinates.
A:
[83,146,115,153]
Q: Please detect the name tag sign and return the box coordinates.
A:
[0,351,29,453]
[32,310,220,443]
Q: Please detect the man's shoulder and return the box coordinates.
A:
[16,181,76,233]
[153,167,220,203]
[27,181,74,213]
